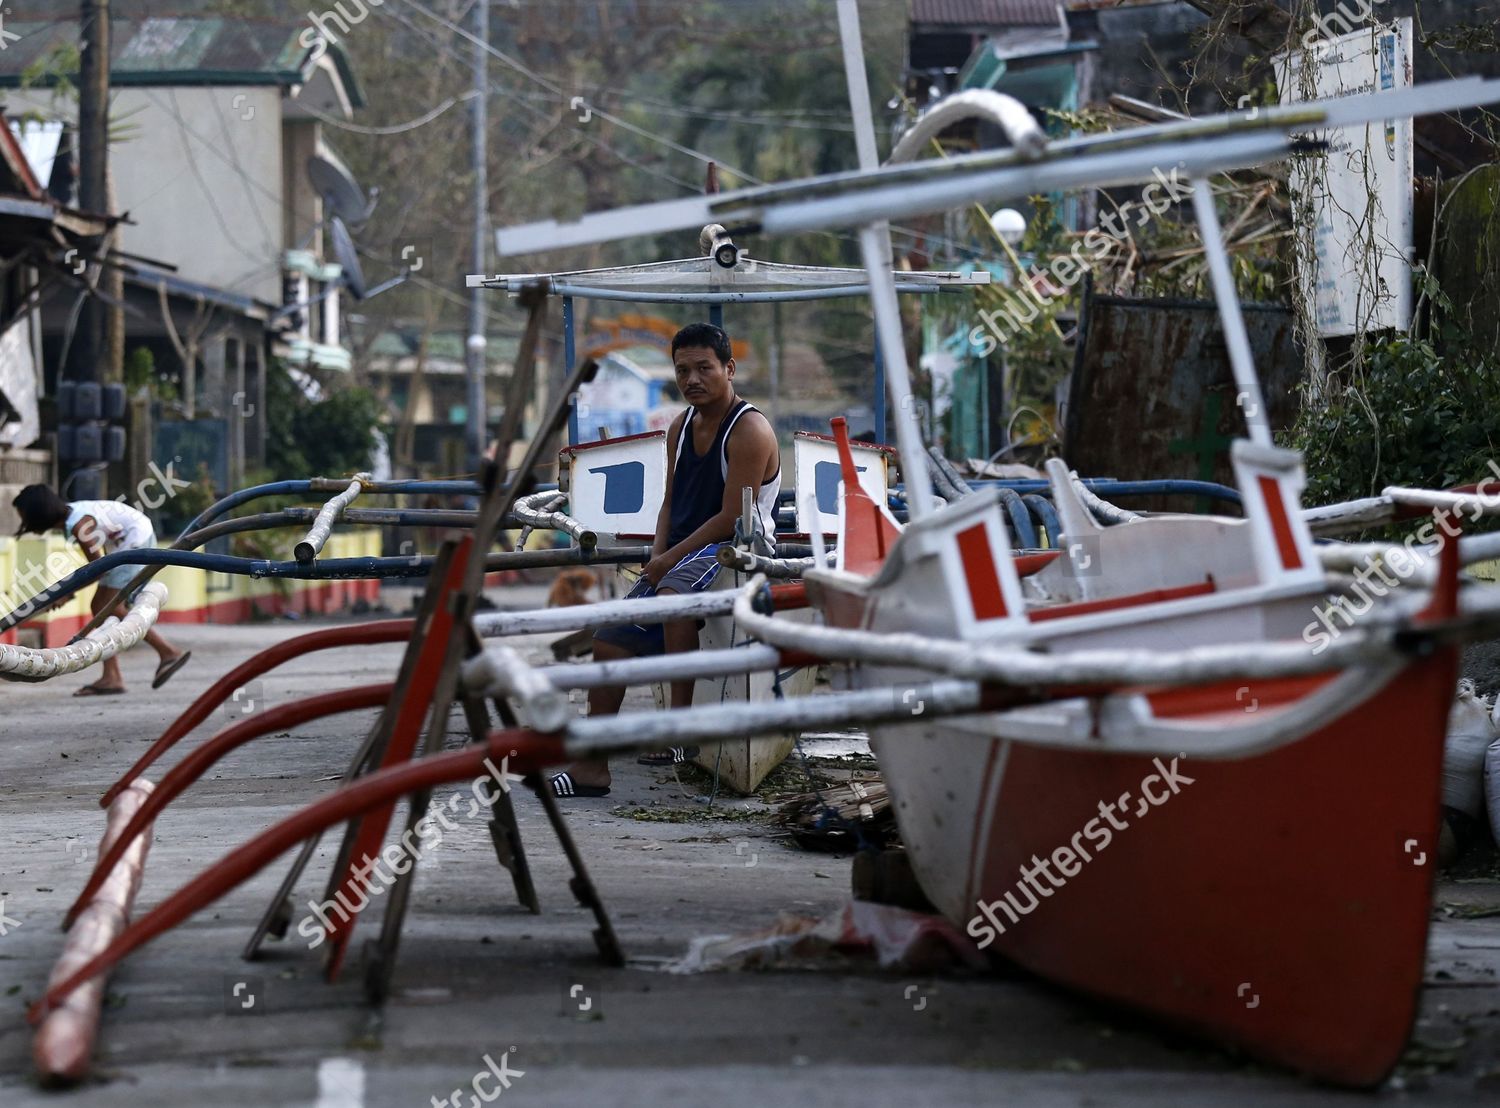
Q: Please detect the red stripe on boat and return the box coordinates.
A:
[1014,550,1060,577]
[1143,672,1335,719]
[956,523,1008,620]
[1257,474,1304,570]
[1028,580,1215,623]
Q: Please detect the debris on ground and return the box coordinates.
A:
[664,899,987,975]
[775,777,895,851]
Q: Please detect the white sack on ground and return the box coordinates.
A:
[1442,680,1496,819]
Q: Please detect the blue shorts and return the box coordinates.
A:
[593,543,721,657]
[98,563,142,591]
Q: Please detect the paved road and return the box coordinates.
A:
[2,599,1497,1106]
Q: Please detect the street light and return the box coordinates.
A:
[989,207,1026,246]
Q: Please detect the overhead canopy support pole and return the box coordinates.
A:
[464,0,490,474]
[562,295,578,446]
[837,0,933,520]
[1188,177,1271,448]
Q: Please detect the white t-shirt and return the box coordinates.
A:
[65,500,155,553]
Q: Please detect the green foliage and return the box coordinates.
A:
[264,363,383,479]
[1290,262,1500,527]
[18,43,79,102]
[1289,335,1500,508]
[124,347,178,403]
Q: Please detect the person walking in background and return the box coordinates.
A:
[11,485,191,696]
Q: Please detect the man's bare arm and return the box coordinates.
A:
[72,518,104,562]
[651,411,685,561]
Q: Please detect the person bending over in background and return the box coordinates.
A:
[12,484,191,696]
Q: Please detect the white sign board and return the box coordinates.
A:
[0,317,39,449]
[563,431,667,538]
[792,433,892,536]
[1278,19,1413,337]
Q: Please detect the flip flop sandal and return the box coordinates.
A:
[74,683,126,697]
[152,651,193,690]
[548,771,610,798]
[636,745,700,767]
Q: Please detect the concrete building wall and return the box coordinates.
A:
[7,85,285,303]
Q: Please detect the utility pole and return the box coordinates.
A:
[74,0,109,389]
[464,0,489,474]
[67,0,110,499]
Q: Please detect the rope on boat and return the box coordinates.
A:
[1071,472,1141,525]
[0,584,167,682]
[926,447,971,503]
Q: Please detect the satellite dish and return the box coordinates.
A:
[308,142,374,227]
[329,216,368,300]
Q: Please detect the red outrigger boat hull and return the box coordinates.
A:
[954,648,1457,1086]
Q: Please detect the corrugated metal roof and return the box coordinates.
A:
[0,10,363,106]
[911,0,1062,27]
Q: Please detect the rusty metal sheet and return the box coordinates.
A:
[1063,294,1301,510]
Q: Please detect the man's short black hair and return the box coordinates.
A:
[670,322,731,365]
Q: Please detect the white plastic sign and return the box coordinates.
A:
[792,432,892,536]
[563,431,668,537]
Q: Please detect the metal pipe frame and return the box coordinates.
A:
[887,88,1047,164]
[963,478,1244,508]
[34,779,155,1084]
[546,282,955,303]
[59,478,494,641]
[68,684,395,928]
[995,487,1038,548]
[1022,494,1061,546]
[2,545,651,638]
[28,731,563,1026]
[178,507,497,550]
[470,581,807,638]
[715,546,814,578]
[294,474,369,563]
[462,644,570,732]
[512,490,597,550]
[465,642,817,696]
[728,573,1463,691]
[30,670,1075,1022]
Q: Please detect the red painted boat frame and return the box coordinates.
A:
[67,683,396,927]
[100,621,415,808]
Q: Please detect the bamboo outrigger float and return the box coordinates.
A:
[26,4,1500,1088]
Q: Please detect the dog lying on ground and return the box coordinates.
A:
[547,568,600,608]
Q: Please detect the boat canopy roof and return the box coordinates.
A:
[466,256,989,303]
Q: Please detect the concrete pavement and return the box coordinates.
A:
[2,595,1498,1106]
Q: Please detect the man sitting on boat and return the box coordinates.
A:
[548,322,781,798]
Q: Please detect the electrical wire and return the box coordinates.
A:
[299,90,481,135]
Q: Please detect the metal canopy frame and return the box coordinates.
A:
[467,255,989,445]
[490,41,1500,514]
